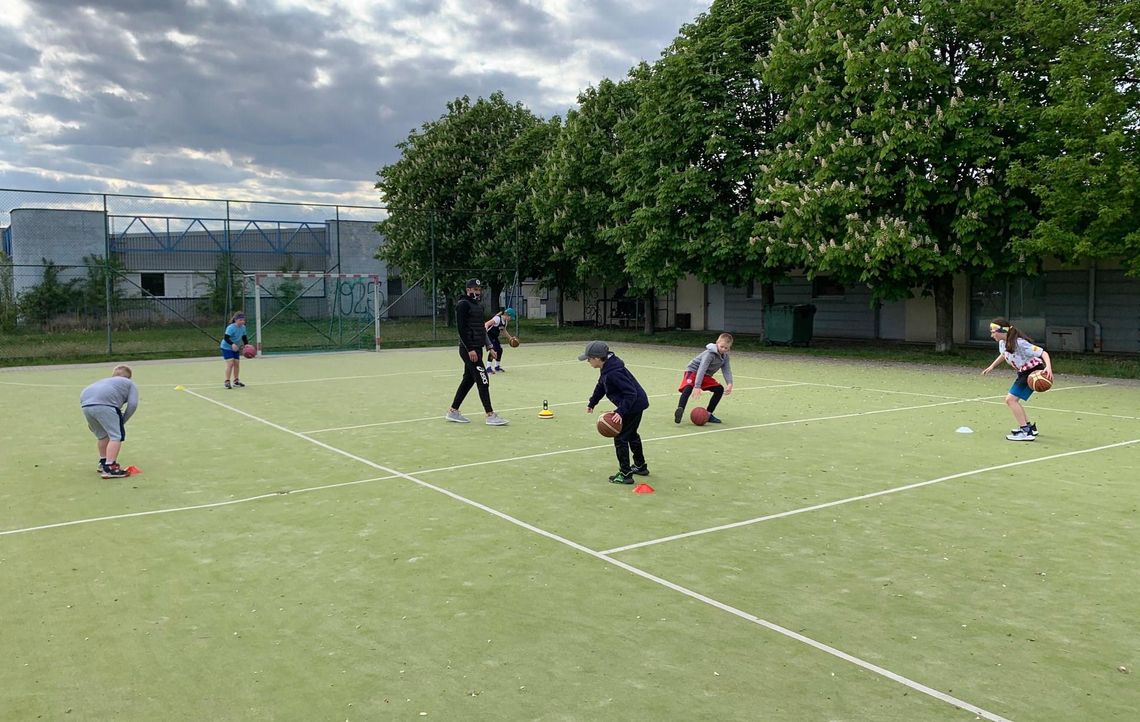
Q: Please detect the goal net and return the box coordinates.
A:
[244,272,383,354]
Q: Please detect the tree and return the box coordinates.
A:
[753,0,1049,351]
[375,91,541,319]
[530,74,647,326]
[614,0,788,323]
[1012,0,1140,275]
[481,116,563,308]
[18,259,80,326]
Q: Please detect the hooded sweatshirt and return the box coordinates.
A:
[587,353,649,418]
[685,343,733,388]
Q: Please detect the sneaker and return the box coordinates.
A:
[495,366,505,373]
[224,381,232,389]
[100,463,130,479]
[673,407,683,424]
[232,379,246,388]
[485,413,510,426]
[609,471,634,485]
[1006,429,1036,442]
[97,462,106,474]
[1009,422,1038,437]
[707,414,722,424]
[485,366,495,374]
[445,410,470,423]
[630,464,650,476]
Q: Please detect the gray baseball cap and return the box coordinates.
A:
[577,340,609,360]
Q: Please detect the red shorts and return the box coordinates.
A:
[679,371,721,392]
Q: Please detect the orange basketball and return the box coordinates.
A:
[509,337,520,348]
[1028,370,1052,392]
[597,411,622,438]
[690,407,710,426]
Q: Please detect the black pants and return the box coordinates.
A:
[678,383,724,413]
[451,347,493,413]
[488,335,504,366]
[614,408,646,473]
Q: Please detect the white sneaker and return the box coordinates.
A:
[485,413,509,426]
[445,410,470,423]
[1006,429,1036,441]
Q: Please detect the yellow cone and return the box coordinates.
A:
[174,385,186,391]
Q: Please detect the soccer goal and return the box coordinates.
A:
[245,272,383,354]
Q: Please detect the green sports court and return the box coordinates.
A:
[2,343,1137,720]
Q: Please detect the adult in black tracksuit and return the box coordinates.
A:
[580,340,650,484]
[446,279,509,426]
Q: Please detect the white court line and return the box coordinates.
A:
[0,474,399,537]
[409,394,999,476]
[978,400,1140,422]
[302,382,805,433]
[182,390,1014,720]
[601,438,1140,555]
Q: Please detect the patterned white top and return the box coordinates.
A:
[999,338,1045,372]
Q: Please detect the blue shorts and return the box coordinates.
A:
[1008,378,1033,401]
[221,347,241,360]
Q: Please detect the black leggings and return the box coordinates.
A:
[451,347,493,413]
[678,383,724,413]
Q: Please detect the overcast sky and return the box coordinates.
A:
[0,0,709,209]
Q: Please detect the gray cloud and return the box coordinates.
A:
[0,0,709,206]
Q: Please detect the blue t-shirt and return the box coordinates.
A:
[221,322,247,350]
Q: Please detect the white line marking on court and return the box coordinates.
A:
[600,438,1140,555]
[177,389,1011,721]
[301,383,804,433]
[979,400,1140,422]
[0,474,399,536]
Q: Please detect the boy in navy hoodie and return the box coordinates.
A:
[579,341,650,485]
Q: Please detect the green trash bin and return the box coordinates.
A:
[765,303,816,345]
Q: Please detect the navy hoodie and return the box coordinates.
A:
[587,353,649,417]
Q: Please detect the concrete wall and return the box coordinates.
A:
[10,208,106,293]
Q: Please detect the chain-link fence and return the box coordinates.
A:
[0,188,535,364]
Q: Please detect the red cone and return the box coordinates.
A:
[125,466,142,474]
[633,483,654,494]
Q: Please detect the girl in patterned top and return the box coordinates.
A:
[981,317,1053,441]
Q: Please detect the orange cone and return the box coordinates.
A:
[126,466,142,474]
[633,483,654,494]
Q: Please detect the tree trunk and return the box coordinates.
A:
[642,292,656,334]
[932,274,954,352]
[557,288,564,327]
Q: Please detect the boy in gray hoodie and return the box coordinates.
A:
[674,333,734,424]
[80,365,139,478]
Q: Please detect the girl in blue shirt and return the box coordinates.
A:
[220,312,250,389]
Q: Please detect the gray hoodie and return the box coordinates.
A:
[80,376,139,423]
[685,343,732,388]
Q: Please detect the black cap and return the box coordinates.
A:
[466,278,482,289]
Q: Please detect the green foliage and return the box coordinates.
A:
[530,75,646,298]
[613,0,788,294]
[196,253,243,317]
[78,254,127,315]
[18,258,81,326]
[375,91,542,306]
[752,0,1061,349]
[275,255,304,311]
[1011,0,1140,275]
[0,251,15,332]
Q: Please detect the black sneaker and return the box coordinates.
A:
[673,407,683,424]
[707,414,722,424]
[1009,422,1038,437]
[224,381,232,389]
[608,471,634,485]
[630,464,650,476]
[233,379,246,388]
[100,463,130,479]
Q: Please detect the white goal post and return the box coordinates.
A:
[246,272,382,354]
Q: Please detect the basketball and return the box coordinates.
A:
[1028,370,1052,392]
[509,337,520,348]
[242,344,256,359]
[597,411,622,438]
[690,407,710,426]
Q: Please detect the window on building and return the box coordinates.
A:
[140,272,165,297]
[969,276,1046,341]
[387,276,402,298]
[811,276,845,299]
